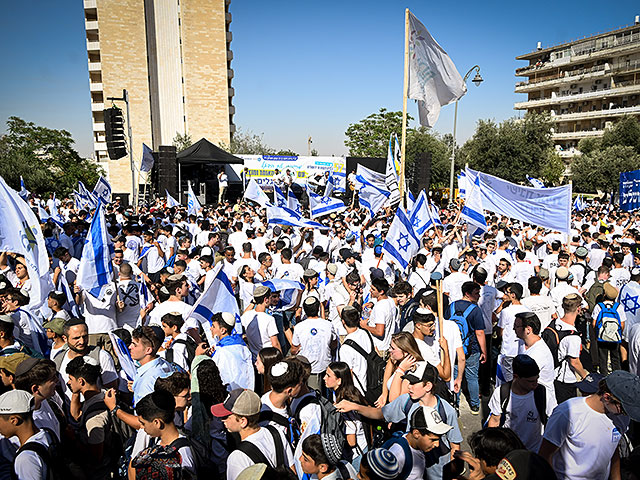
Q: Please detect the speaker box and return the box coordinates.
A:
[410,151,432,193]
[155,146,178,197]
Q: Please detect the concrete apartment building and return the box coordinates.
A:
[83,0,235,199]
[515,16,640,158]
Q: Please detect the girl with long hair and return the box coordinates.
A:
[256,347,284,394]
[379,332,424,405]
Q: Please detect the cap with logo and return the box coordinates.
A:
[0,390,35,414]
[409,405,452,435]
[401,361,436,385]
[211,388,261,417]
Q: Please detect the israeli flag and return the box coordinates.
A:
[324,170,335,198]
[138,276,154,311]
[356,175,391,217]
[457,171,467,198]
[527,175,545,189]
[76,203,114,297]
[244,179,271,208]
[266,203,325,229]
[409,190,432,236]
[308,189,346,219]
[274,184,288,208]
[57,271,81,318]
[406,190,416,212]
[166,190,180,208]
[72,190,83,211]
[573,194,586,212]
[429,201,443,227]
[187,182,202,216]
[187,264,241,345]
[17,308,49,356]
[262,278,304,311]
[109,332,137,381]
[92,176,112,204]
[19,176,29,201]
[287,186,303,216]
[49,194,66,226]
[383,206,421,270]
[386,135,401,207]
[78,181,98,209]
[460,169,487,232]
[393,134,402,176]
[141,143,155,173]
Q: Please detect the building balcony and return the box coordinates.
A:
[84,0,97,9]
[89,82,103,92]
[514,81,640,109]
[91,102,105,112]
[88,61,101,72]
[552,129,604,140]
[552,105,640,122]
[93,122,105,132]
[228,87,235,97]
[226,12,232,23]
[94,141,107,152]
[86,40,100,52]
[85,20,98,32]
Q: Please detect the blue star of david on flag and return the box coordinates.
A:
[383,207,420,270]
[397,233,411,252]
[621,292,640,315]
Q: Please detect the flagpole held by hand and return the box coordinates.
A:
[431,272,445,362]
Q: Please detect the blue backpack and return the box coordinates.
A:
[449,302,476,355]
[595,302,622,344]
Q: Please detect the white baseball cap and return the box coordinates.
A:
[0,390,35,414]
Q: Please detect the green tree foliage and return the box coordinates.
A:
[601,115,640,154]
[0,117,103,196]
[222,127,275,155]
[458,112,555,184]
[173,132,193,152]
[571,145,640,193]
[275,149,298,156]
[344,108,412,157]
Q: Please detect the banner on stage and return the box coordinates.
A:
[620,170,640,212]
[467,168,571,234]
[234,155,346,192]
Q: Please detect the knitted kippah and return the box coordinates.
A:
[320,433,341,466]
[366,449,399,480]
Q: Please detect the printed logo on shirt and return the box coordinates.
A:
[494,458,516,480]
[310,328,317,336]
[526,411,537,423]
[612,427,621,443]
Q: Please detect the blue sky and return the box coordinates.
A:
[0,1,638,158]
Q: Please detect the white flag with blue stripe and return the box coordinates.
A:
[57,272,81,318]
[526,175,545,189]
[429,201,443,226]
[187,264,241,345]
[573,194,586,212]
[308,189,346,219]
[324,170,336,198]
[17,308,49,355]
[166,190,180,208]
[262,278,304,311]
[92,176,112,204]
[460,168,487,232]
[244,179,271,208]
[383,207,421,270]
[287,186,303,216]
[49,194,66,226]
[273,184,288,208]
[76,203,114,297]
[187,182,202,216]
[356,175,391,217]
[409,190,432,236]
[19,177,29,201]
[109,331,138,381]
[267,204,325,229]
[141,143,155,173]
[406,190,416,212]
[386,135,401,207]
[457,171,467,198]
[78,181,98,209]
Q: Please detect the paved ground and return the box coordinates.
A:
[455,394,491,451]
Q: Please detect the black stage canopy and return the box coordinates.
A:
[176,138,244,165]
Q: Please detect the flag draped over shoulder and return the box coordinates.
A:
[76,203,114,297]
[383,207,421,269]
[0,176,51,310]
[408,11,466,127]
[244,179,271,208]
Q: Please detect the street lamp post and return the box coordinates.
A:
[448,66,483,200]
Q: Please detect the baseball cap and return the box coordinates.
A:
[485,449,557,480]
[364,449,400,480]
[0,390,35,414]
[0,353,31,375]
[555,266,569,280]
[409,406,452,435]
[211,388,261,417]
[606,370,640,421]
[576,372,605,394]
[401,361,437,385]
[15,357,40,377]
[43,317,65,336]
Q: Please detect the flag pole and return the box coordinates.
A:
[400,8,410,207]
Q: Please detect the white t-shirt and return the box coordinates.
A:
[518,339,557,405]
[116,279,142,328]
[368,297,398,351]
[240,310,278,357]
[478,284,500,333]
[226,427,295,480]
[14,429,52,480]
[339,329,373,395]
[521,295,556,331]
[442,271,471,302]
[292,317,336,374]
[260,392,290,437]
[543,397,629,480]
[148,300,197,332]
[498,304,530,357]
[554,321,582,383]
[33,400,60,442]
[488,387,555,452]
[81,284,118,334]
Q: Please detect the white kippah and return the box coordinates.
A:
[270,361,288,377]
[416,307,431,315]
[82,356,99,367]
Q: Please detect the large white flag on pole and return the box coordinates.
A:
[165,190,180,208]
[0,176,51,310]
[76,203,114,297]
[187,181,202,216]
[243,179,270,208]
[408,12,466,127]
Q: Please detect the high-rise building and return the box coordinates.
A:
[83,0,235,199]
[515,17,640,158]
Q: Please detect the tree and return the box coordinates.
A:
[601,115,640,154]
[275,149,298,156]
[310,149,319,156]
[173,132,193,152]
[344,108,412,157]
[221,127,275,155]
[571,145,640,194]
[0,117,103,196]
[539,150,566,185]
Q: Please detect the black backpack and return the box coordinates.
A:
[235,425,285,468]
[259,409,296,446]
[165,336,198,367]
[170,435,223,479]
[12,427,73,480]
[541,319,580,369]
[497,381,548,426]
[294,390,348,459]
[343,332,386,406]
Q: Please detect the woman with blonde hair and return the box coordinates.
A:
[376,331,424,406]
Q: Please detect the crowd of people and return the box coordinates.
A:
[1,182,640,480]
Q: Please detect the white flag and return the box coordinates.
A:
[141,143,155,173]
[187,182,202,216]
[383,206,421,270]
[92,176,112,204]
[408,12,466,127]
[166,190,180,208]
[76,203,114,296]
[244,179,270,208]
[460,168,487,232]
[385,135,401,207]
